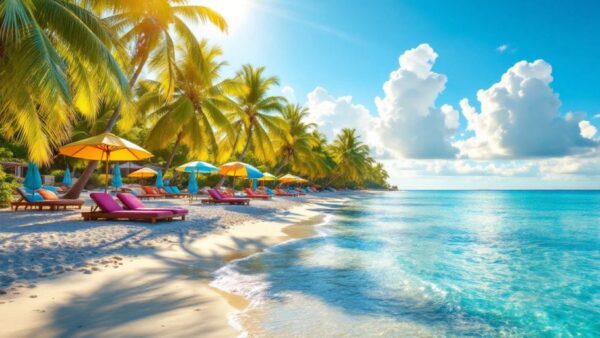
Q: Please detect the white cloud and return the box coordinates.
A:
[306,87,377,145]
[374,43,458,159]
[457,60,598,159]
[281,85,296,102]
[579,121,597,139]
[497,44,509,53]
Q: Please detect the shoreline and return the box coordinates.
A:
[0,193,351,337]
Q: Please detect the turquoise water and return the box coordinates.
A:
[214,191,600,337]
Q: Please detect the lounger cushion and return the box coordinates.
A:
[164,186,174,193]
[171,186,182,193]
[38,189,59,200]
[116,193,188,215]
[142,186,156,194]
[18,188,45,202]
[90,192,123,213]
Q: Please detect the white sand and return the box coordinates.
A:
[0,192,350,337]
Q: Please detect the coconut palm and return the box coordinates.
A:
[326,128,373,187]
[64,0,227,198]
[273,104,330,178]
[0,0,128,164]
[141,40,235,172]
[219,65,286,164]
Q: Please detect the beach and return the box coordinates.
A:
[0,192,351,337]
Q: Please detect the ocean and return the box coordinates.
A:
[213,191,600,337]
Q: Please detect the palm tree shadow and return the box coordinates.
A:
[48,275,200,338]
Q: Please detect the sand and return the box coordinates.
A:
[0,192,349,337]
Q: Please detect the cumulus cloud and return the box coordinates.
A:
[579,121,597,139]
[306,87,377,144]
[374,43,458,159]
[457,60,598,159]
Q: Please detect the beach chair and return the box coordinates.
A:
[142,186,165,199]
[126,186,157,200]
[159,186,189,198]
[82,193,180,223]
[274,188,298,197]
[10,187,84,211]
[244,188,272,199]
[116,193,188,218]
[264,187,275,196]
[203,189,250,205]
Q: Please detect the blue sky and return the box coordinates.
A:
[196,0,600,189]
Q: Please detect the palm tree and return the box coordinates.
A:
[326,128,373,187]
[219,65,285,164]
[273,104,328,177]
[64,0,227,198]
[141,40,234,173]
[215,65,285,187]
[0,0,128,164]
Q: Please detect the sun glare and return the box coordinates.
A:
[194,0,250,31]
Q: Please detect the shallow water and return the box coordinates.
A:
[213,191,600,337]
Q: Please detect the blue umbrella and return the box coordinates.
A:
[24,161,42,194]
[112,164,122,188]
[155,169,164,188]
[187,171,198,194]
[176,161,218,174]
[62,167,72,186]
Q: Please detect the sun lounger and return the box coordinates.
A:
[274,188,298,197]
[244,188,272,199]
[116,193,188,219]
[203,189,250,205]
[82,193,180,223]
[158,186,190,198]
[11,187,84,211]
[142,186,165,199]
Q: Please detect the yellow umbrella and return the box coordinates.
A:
[257,172,277,181]
[59,132,153,192]
[128,167,157,178]
[278,174,304,183]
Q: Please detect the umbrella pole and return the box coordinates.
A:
[104,151,110,193]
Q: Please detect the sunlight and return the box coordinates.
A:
[193,0,251,31]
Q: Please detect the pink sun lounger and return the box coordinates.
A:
[82,193,184,223]
[116,193,188,218]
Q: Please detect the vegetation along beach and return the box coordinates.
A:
[0,0,598,337]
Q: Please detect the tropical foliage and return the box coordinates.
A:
[0,0,389,194]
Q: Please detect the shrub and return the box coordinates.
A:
[0,167,18,208]
[49,169,65,184]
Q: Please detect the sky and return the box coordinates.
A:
[194,0,600,189]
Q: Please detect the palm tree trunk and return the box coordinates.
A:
[274,153,290,175]
[63,54,148,199]
[164,132,182,172]
[164,132,183,182]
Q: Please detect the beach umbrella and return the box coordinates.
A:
[176,161,218,174]
[62,167,72,186]
[219,162,263,190]
[278,174,303,183]
[257,172,277,181]
[219,162,263,179]
[112,164,122,189]
[128,167,157,178]
[59,132,153,192]
[128,167,157,186]
[155,169,164,188]
[24,161,42,194]
[187,171,199,194]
